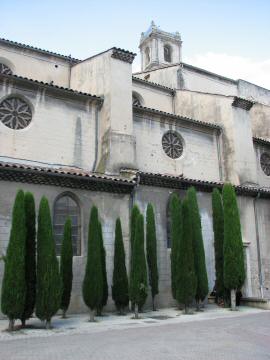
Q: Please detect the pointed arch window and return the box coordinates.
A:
[164,45,172,63]
[53,193,81,256]
[145,47,150,64]
[0,63,12,75]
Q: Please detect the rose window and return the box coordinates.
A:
[260,152,270,176]
[162,131,183,159]
[0,97,32,130]
[0,63,12,75]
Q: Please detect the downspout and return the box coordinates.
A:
[92,99,103,172]
[172,90,176,115]
[216,129,223,181]
[253,192,264,298]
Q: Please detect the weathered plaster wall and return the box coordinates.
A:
[0,44,71,87]
[0,181,131,319]
[132,82,173,113]
[134,113,220,181]
[0,82,96,171]
[253,143,270,188]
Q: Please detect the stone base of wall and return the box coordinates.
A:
[241,297,270,310]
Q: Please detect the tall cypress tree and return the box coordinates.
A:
[129,213,148,319]
[82,206,103,322]
[146,203,159,311]
[1,190,26,331]
[212,188,224,301]
[21,192,36,327]
[176,197,197,314]
[112,218,129,314]
[169,193,182,300]
[97,221,108,316]
[187,187,208,310]
[36,196,61,329]
[129,204,140,310]
[223,183,245,310]
[60,218,73,318]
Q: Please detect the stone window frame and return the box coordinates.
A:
[260,152,270,177]
[162,130,184,159]
[132,91,144,107]
[0,95,33,130]
[0,63,13,75]
[145,47,150,65]
[53,192,82,256]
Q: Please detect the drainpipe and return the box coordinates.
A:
[216,129,223,181]
[172,90,176,115]
[92,100,103,172]
[253,192,264,298]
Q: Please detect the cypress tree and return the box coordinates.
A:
[169,193,182,300]
[112,218,129,314]
[36,196,61,329]
[129,213,148,319]
[146,203,159,311]
[223,183,245,310]
[97,221,108,316]
[1,190,26,331]
[212,188,225,301]
[82,206,103,322]
[129,204,140,310]
[187,187,208,310]
[176,197,197,314]
[21,192,36,327]
[60,218,73,318]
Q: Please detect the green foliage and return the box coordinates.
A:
[212,188,225,298]
[21,192,36,325]
[36,196,61,324]
[130,204,140,268]
[1,190,26,322]
[99,221,108,311]
[223,184,245,290]
[146,203,159,301]
[60,218,73,314]
[176,197,197,308]
[187,187,208,302]
[169,193,182,299]
[112,218,129,311]
[82,206,103,311]
[129,213,148,308]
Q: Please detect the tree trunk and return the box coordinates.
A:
[231,289,236,311]
[184,304,189,314]
[62,310,66,319]
[89,309,95,322]
[96,308,102,316]
[45,319,51,329]
[21,318,26,328]
[134,304,139,319]
[119,307,124,316]
[152,296,156,311]
[8,319,15,331]
[196,300,200,312]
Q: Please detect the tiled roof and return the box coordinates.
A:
[0,162,135,194]
[111,47,136,64]
[253,137,270,147]
[232,96,254,111]
[138,171,270,198]
[132,76,175,94]
[0,73,103,102]
[133,105,222,131]
[0,37,80,63]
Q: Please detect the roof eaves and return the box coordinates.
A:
[0,37,80,63]
[133,105,222,131]
[253,137,270,147]
[132,76,175,94]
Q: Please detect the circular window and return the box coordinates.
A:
[0,97,32,130]
[162,131,183,159]
[0,63,12,75]
[260,152,270,176]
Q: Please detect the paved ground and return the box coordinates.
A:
[0,309,270,360]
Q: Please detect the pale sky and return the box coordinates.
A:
[1,0,270,88]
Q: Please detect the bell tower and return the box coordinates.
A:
[139,21,182,71]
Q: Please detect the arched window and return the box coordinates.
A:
[132,92,143,106]
[53,193,81,256]
[164,45,172,63]
[145,47,150,64]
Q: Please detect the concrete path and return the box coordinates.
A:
[0,307,269,359]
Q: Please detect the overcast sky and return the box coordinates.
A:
[2,0,270,88]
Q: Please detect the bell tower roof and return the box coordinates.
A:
[139,22,182,71]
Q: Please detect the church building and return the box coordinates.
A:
[0,22,270,315]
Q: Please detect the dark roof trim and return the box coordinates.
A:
[232,96,254,111]
[0,73,103,103]
[253,137,270,147]
[0,162,135,194]
[132,76,175,94]
[138,171,270,198]
[133,105,222,131]
[0,37,80,63]
[111,47,136,64]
